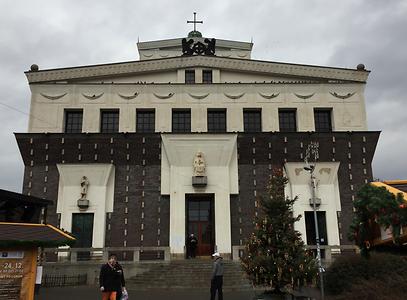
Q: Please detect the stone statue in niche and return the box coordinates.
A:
[78,176,90,210]
[193,151,206,177]
[192,151,207,187]
[80,176,90,199]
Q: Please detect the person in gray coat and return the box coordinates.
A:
[210,252,224,300]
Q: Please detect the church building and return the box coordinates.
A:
[16,23,380,259]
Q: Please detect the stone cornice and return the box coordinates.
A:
[25,56,369,84]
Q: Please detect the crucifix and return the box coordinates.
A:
[187,12,203,31]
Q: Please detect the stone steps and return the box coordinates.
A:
[127,260,252,290]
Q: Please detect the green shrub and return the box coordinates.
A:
[327,275,407,300]
[325,252,407,297]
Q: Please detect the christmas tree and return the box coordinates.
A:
[241,168,317,293]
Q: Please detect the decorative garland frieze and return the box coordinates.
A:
[330,92,355,99]
[188,93,209,100]
[40,92,67,100]
[118,92,139,100]
[294,93,315,100]
[258,92,280,99]
[153,93,174,99]
[224,93,245,99]
[82,93,104,100]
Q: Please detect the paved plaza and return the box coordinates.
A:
[35,286,256,300]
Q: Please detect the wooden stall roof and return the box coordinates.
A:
[0,222,75,247]
[0,189,52,206]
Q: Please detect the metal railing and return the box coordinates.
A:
[42,246,171,264]
[42,274,87,287]
[232,245,358,262]
[42,245,358,264]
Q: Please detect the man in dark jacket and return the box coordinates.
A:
[187,233,198,258]
[210,252,224,300]
[99,254,126,300]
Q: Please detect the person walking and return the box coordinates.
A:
[114,260,127,300]
[210,252,224,300]
[187,233,198,258]
[99,254,126,300]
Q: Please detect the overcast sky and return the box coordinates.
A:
[0,0,406,192]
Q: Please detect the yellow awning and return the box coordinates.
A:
[371,182,407,201]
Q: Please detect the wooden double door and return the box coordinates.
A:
[186,195,214,257]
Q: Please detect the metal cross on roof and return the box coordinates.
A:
[187,12,203,32]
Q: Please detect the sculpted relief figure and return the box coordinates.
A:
[80,176,90,199]
[182,38,216,56]
[193,151,206,177]
[204,38,216,55]
[182,38,194,55]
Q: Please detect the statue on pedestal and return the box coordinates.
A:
[193,151,206,177]
[192,151,207,187]
[78,176,90,210]
[80,176,89,199]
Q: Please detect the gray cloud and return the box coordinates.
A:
[1,0,406,192]
[325,0,407,180]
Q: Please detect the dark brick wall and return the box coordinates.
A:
[16,133,164,248]
[16,131,379,249]
[234,132,380,246]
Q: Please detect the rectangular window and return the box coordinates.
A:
[279,109,297,132]
[243,109,262,132]
[100,110,119,133]
[136,109,155,133]
[314,109,332,132]
[207,109,226,132]
[172,109,191,133]
[185,70,195,84]
[305,211,328,259]
[305,211,328,245]
[202,70,213,84]
[64,110,83,133]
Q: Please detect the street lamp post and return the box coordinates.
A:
[304,142,325,300]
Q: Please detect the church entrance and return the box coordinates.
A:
[71,213,94,260]
[186,194,214,257]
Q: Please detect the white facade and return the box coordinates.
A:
[22,33,373,257]
[27,45,369,134]
[285,162,342,246]
[137,37,253,60]
[161,134,238,256]
[28,82,367,134]
[56,164,115,248]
